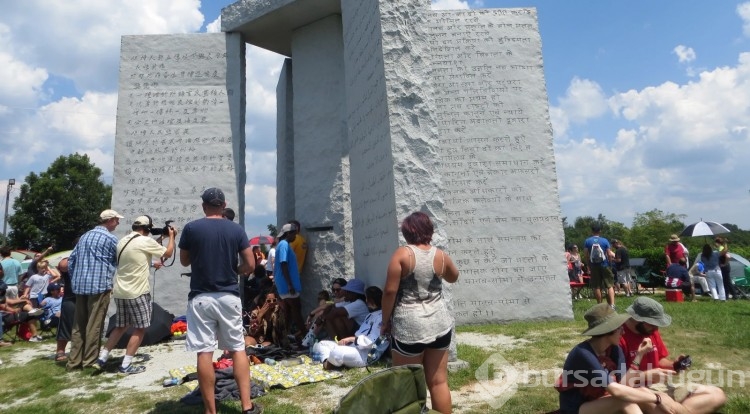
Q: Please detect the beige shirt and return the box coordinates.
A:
[113,232,166,299]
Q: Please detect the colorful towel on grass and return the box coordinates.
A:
[169,366,200,391]
[249,355,343,389]
[168,355,342,391]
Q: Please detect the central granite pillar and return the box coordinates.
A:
[222,0,572,323]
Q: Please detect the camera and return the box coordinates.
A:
[673,355,692,372]
[150,220,175,236]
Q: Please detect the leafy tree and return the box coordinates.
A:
[563,214,626,249]
[267,224,278,237]
[8,153,112,251]
[628,209,686,250]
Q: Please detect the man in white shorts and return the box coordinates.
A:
[179,188,261,414]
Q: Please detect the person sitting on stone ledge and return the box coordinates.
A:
[320,279,369,341]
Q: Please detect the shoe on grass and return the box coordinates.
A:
[242,402,263,414]
[118,364,146,375]
[29,335,42,342]
[93,358,107,370]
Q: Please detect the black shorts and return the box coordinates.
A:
[393,330,452,357]
[56,298,76,341]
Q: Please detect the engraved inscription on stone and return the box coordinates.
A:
[111,33,244,314]
[429,9,570,323]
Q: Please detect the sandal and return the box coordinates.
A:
[55,352,68,362]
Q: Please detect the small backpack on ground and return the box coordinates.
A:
[590,238,605,264]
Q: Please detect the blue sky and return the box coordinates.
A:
[1,0,749,239]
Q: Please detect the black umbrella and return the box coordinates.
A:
[106,302,174,349]
[679,220,730,238]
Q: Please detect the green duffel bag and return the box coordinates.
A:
[334,364,441,414]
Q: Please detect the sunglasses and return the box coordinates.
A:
[332,288,341,293]
[266,298,277,303]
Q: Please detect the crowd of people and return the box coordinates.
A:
[4,199,740,413]
[568,223,744,311]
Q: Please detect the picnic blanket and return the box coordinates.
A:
[169,355,342,392]
[249,355,343,389]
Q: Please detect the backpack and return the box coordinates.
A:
[590,238,605,264]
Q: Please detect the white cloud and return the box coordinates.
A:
[553,77,609,130]
[673,45,696,63]
[431,0,470,10]
[738,2,750,37]
[246,46,285,118]
[556,52,750,227]
[0,1,204,92]
[206,15,221,34]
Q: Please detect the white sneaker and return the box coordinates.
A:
[28,308,44,317]
[29,336,42,342]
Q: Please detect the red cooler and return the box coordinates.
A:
[666,289,684,302]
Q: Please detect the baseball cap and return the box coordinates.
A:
[100,209,125,220]
[201,188,225,206]
[278,223,297,238]
[133,216,152,227]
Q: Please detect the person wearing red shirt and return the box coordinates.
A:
[620,297,726,413]
[665,234,689,267]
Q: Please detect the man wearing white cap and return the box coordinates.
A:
[94,215,176,374]
[67,209,124,370]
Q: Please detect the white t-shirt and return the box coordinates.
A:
[27,273,51,298]
[113,232,167,299]
[265,247,276,272]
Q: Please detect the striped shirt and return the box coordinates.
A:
[68,226,118,295]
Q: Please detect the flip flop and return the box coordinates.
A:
[55,352,68,362]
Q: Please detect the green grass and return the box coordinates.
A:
[1,293,748,413]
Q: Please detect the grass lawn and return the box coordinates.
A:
[0,293,748,413]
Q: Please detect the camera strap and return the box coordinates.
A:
[117,234,141,264]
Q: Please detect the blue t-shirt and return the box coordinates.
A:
[42,296,63,319]
[558,341,626,414]
[273,239,301,295]
[584,236,611,266]
[699,251,720,271]
[665,263,690,283]
[1,258,23,285]
[178,217,250,299]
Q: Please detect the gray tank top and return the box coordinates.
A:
[392,245,453,344]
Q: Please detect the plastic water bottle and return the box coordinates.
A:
[162,377,180,387]
[310,339,322,363]
[278,357,303,367]
[265,358,276,366]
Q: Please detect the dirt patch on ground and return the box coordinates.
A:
[3,331,537,413]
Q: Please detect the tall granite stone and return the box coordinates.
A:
[429,9,570,323]
[111,33,246,315]
[222,0,571,323]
